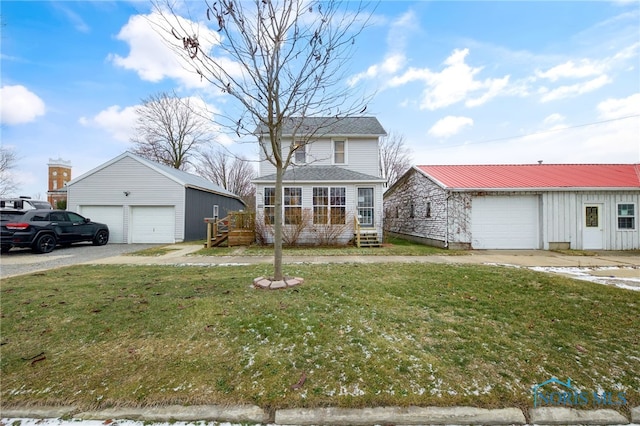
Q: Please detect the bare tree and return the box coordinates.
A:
[160,0,373,280]
[131,92,213,170]
[0,146,19,197]
[380,131,412,189]
[196,148,256,204]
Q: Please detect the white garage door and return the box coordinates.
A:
[131,206,175,244]
[471,196,539,249]
[80,206,124,243]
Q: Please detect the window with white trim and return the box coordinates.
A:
[312,187,346,225]
[284,187,302,224]
[617,203,635,230]
[294,141,306,163]
[333,140,346,164]
[263,187,275,225]
[330,187,346,224]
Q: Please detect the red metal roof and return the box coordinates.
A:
[415,164,640,189]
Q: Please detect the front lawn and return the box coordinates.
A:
[1,263,638,413]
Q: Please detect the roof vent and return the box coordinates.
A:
[537,160,543,165]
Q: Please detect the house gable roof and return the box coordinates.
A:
[254,116,386,137]
[253,166,385,183]
[68,152,244,202]
[415,164,640,191]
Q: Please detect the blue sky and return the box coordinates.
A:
[1,0,639,199]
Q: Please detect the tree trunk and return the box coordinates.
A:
[273,164,284,281]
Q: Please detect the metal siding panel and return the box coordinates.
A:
[184,188,246,241]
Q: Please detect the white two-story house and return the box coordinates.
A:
[253,117,387,246]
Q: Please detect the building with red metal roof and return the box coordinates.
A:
[384,164,640,250]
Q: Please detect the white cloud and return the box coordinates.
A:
[79,105,138,142]
[536,59,606,82]
[108,12,223,89]
[347,9,416,86]
[78,96,223,144]
[0,85,46,125]
[543,113,566,125]
[428,116,474,139]
[539,75,612,102]
[597,93,640,119]
[389,48,510,110]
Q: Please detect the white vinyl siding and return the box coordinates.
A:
[67,156,185,243]
[255,182,384,245]
[258,137,381,177]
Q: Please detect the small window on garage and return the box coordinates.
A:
[617,203,635,229]
[426,201,432,218]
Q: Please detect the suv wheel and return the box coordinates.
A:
[93,230,109,246]
[33,234,57,253]
[1,245,11,254]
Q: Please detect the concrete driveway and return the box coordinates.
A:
[0,243,160,279]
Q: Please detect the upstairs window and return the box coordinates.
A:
[333,140,346,164]
[294,141,306,163]
[617,203,635,230]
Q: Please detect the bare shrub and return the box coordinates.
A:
[254,211,274,246]
[311,212,354,246]
[282,208,312,247]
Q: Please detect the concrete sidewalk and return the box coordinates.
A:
[85,246,640,290]
[88,245,640,268]
[2,403,639,425]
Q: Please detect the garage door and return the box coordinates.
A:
[471,196,539,249]
[80,206,124,243]
[131,206,175,244]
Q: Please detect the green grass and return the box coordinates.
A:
[1,263,638,413]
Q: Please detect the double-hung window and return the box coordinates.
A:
[330,187,346,225]
[263,187,275,225]
[294,141,306,164]
[333,140,346,164]
[312,187,346,225]
[284,187,302,224]
[617,203,635,230]
[313,187,329,224]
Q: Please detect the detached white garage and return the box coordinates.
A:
[471,195,539,249]
[67,152,246,244]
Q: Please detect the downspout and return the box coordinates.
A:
[444,190,451,249]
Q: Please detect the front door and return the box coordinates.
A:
[583,204,604,250]
[357,188,374,227]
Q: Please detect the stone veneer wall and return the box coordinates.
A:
[384,170,448,246]
[384,170,474,249]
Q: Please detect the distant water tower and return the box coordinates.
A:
[47,158,72,208]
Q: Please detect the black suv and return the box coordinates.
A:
[0,210,109,254]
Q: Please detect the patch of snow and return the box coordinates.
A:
[529,266,640,291]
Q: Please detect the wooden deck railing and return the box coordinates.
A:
[205,211,255,248]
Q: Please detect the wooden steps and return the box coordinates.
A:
[354,230,381,248]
